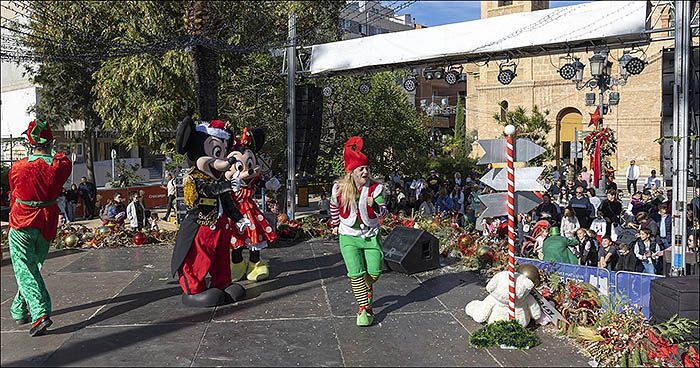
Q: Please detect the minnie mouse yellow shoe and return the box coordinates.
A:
[246,260,269,281]
[230,261,247,282]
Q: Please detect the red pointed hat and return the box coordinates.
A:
[26,119,53,145]
[343,137,368,173]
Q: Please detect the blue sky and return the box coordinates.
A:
[395,1,592,27]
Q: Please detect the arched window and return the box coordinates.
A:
[499,101,508,122]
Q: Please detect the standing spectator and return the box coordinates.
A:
[534,193,559,222]
[634,228,661,274]
[161,172,176,220]
[691,187,700,220]
[615,243,639,272]
[576,228,598,266]
[587,188,601,217]
[126,191,145,230]
[644,169,661,191]
[590,212,607,243]
[56,189,68,222]
[570,186,594,228]
[597,236,618,271]
[580,167,592,188]
[561,207,580,238]
[427,170,442,193]
[557,186,570,213]
[599,190,623,237]
[418,192,435,218]
[625,160,640,195]
[65,184,79,222]
[605,161,618,192]
[657,203,672,249]
[78,176,96,219]
[574,172,588,190]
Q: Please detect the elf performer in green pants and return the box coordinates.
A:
[8,119,71,336]
[329,137,389,327]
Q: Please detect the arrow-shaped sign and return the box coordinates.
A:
[480,167,545,192]
[477,138,546,165]
[476,191,542,223]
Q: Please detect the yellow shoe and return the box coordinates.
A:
[246,260,269,281]
[230,261,247,282]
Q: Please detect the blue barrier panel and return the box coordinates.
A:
[615,271,662,318]
[515,257,612,295]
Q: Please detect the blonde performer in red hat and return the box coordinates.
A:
[329,137,389,327]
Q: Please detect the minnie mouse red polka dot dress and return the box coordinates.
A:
[230,177,277,249]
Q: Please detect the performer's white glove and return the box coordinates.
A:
[235,217,252,233]
[230,177,243,192]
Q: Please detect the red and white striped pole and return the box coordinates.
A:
[505,124,516,321]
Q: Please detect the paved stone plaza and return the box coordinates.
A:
[1,239,592,367]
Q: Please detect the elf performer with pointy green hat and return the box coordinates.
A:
[329,137,389,327]
[8,119,71,336]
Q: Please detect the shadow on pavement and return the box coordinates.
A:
[1,248,85,268]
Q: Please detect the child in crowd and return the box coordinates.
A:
[150,213,160,232]
[598,236,618,271]
[615,242,638,272]
[318,192,330,216]
[589,212,607,244]
[576,229,598,266]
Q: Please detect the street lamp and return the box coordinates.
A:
[560,49,645,197]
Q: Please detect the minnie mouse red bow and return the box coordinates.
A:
[232,127,255,150]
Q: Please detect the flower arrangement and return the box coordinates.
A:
[535,267,699,367]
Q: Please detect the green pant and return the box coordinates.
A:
[8,227,51,323]
[339,234,384,278]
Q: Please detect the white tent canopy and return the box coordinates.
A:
[309,1,650,76]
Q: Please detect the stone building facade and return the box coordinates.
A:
[465,1,678,185]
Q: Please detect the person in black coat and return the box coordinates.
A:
[615,242,638,272]
[534,193,560,222]
[77,176,97,219]
[576,229,598,266]
[599,190,623,237]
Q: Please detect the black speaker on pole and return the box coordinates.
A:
[382,227,440,274]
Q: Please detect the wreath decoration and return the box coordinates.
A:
[583,127,618,159]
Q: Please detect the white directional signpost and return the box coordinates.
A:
[477,125,546,321]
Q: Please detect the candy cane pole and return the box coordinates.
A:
[504,124,516,321]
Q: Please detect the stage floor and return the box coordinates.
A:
[1,239,592,367]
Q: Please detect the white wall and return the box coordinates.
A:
[1,87,38,138]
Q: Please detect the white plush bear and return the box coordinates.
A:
[465,271,541,327]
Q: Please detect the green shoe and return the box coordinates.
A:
[356,306,374,327]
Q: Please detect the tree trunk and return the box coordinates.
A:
[192,45,219,121]
[83,129,96,185]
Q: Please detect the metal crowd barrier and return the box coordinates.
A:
[614,270,662,318]
[515,257,660,318]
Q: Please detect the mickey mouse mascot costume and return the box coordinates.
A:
[172,117,251,307]
[329,137,388,327]
[225,127,277,282]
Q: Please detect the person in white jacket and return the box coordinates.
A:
[625,160,640,195]
[126,191,146,230]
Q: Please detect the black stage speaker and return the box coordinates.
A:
[382,227,439,274]
[650,276,700,340]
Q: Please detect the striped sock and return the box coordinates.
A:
[364,273,379,288]
[350,276,369,307]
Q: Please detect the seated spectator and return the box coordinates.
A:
[482,217,501,237]
[318,192,330,215]
[634,228,662,274]
[435,189,453,214]
[561,207,580,238]
[597,236,618,271]
[105,193,126,227]
[150,212,160,232]
[418,192,435,218]
[615,242,639,272]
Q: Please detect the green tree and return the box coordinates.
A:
[493,105,554,166]
[318,72,431,178]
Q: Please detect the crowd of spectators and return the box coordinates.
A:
[365,162,699,276]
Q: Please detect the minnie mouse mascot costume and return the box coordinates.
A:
[172,117,251,307]
[225,127,277,282]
